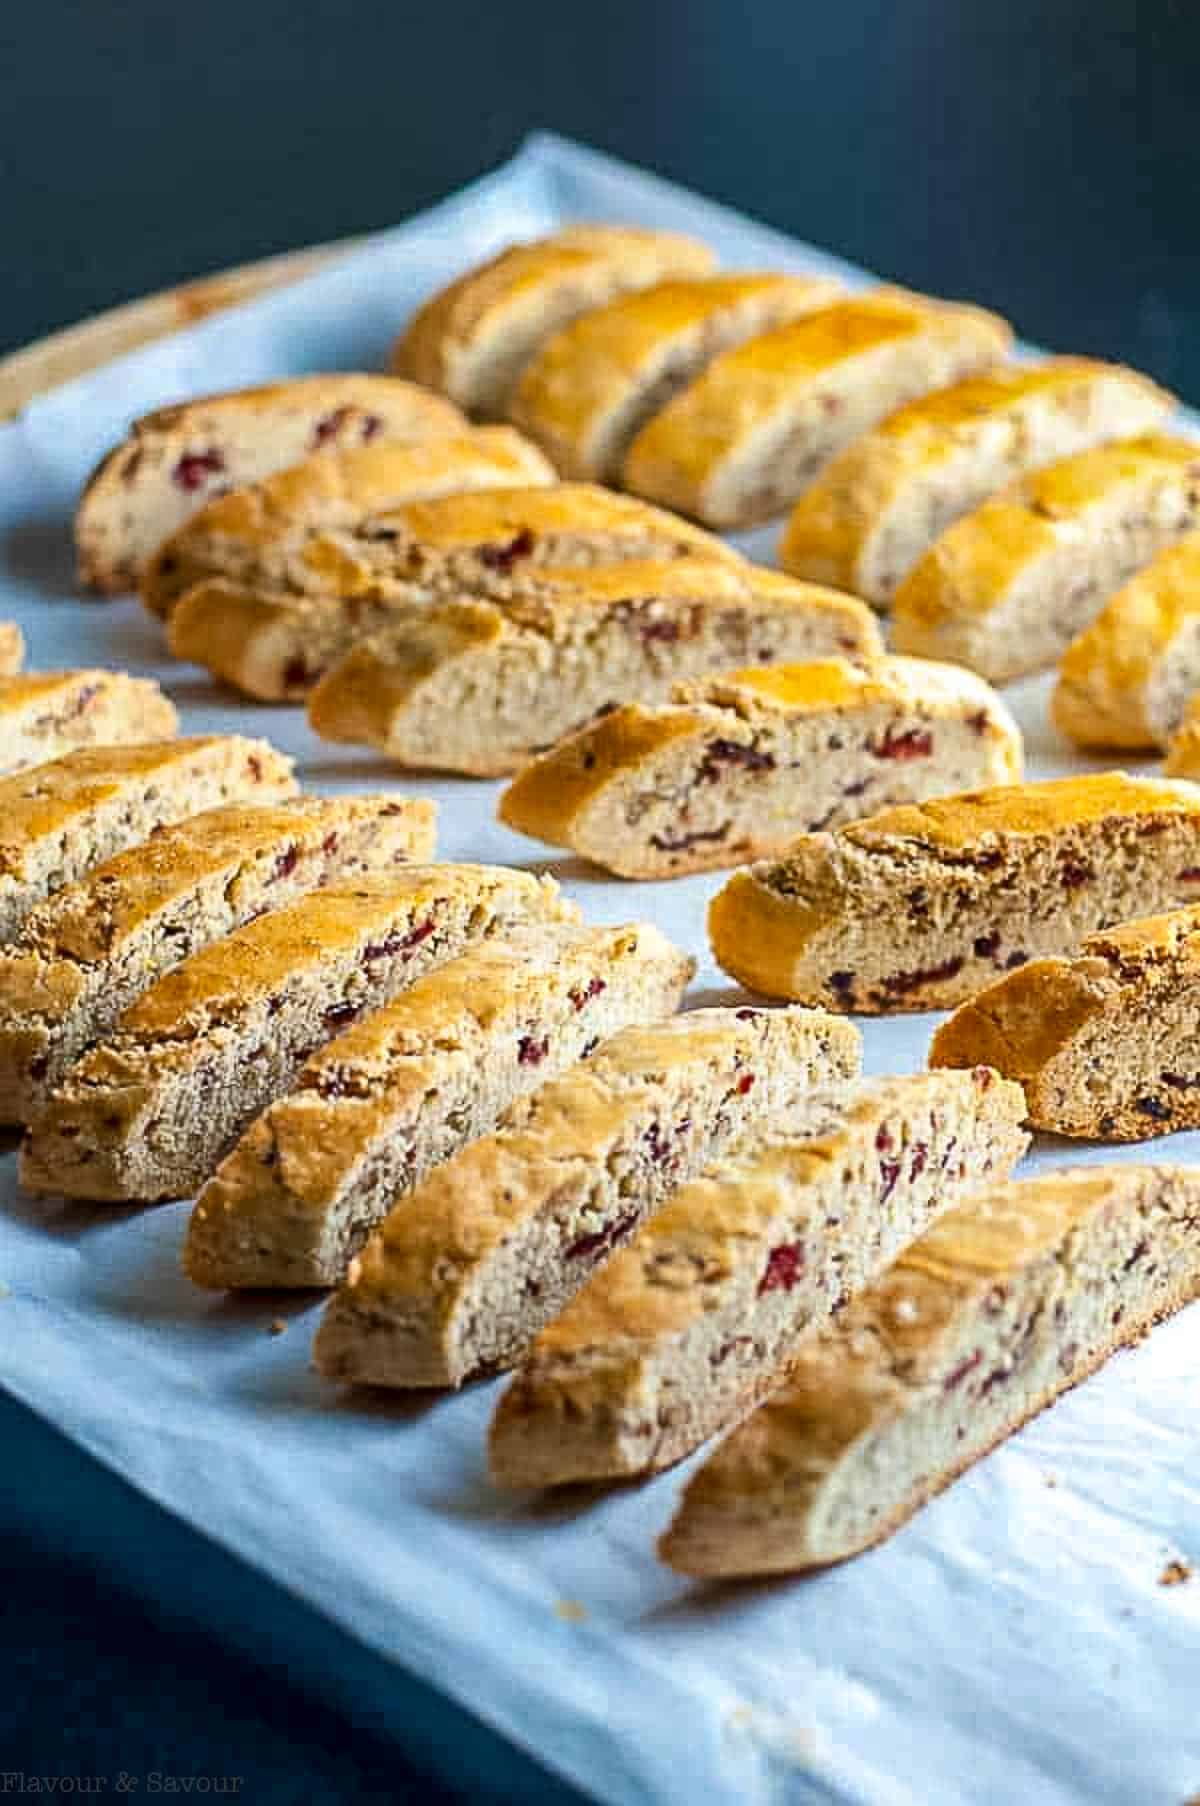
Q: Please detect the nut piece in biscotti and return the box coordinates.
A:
[75,375,466,594]
[892,434,1200,682]
[621,286,1012,529]
[489,1067,1028,1489]
[0,624,25,676]
[184,921,693,1290]
[931,904,1200,1139]
[779,358,1175,608]
[708,771,1200,1012]
[0,736,295,947]
[509,273,842,482]
[312,1004,861,1390]
[141,428,557,618]
[1052,536,1200,752]
[659,1164,1200,1577]
[306,562,881,777]
[392,225,716,416]
[498,655,1022,878]
[19,866,575,1203]
[0,670,178,776]
[0,794,436,1125]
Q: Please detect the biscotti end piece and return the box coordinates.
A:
[892,434,1200,682]
[708,770,1200,1011]
[489,1066,1028,1489]
[622,287,1013,528]
[0,792,436,1123]
[0,670,178,776]
[313,1003,862,1390]
[391,226,716,416]
[659,1164,1200,1577]
[779,358,1175,607]
[1052,535,1200,753]
[0,624,25,676]
[930,903,1200,1138]
[75,374,466,593]
[498,654,1022,877]
[184,920,694,1290]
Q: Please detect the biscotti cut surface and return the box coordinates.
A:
[892,434,1200,681]
[313,1004,862,1389]
[306,562,881,776]
[510,273,841,481]
[20,866,574,1202]
[0,794,436,1124]
[779,358,1174,607]
[0,736,295,945]
[0,670,178,775]
[931,904,1200,1139]
[392,226,716,415]
[0,624,25,676]
[1052,536,1200,752]
[185,921,693,1289]
[660,1165,1200,1576]
[622,287,1012,528]
[75,374,465,593]
[708,771,1200,1011]
[141,427,557,617]
[498,655,1022,876]
[489,1068,1028,1489]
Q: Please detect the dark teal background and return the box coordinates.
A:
[1,2,1196,1800]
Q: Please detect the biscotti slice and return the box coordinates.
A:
[185,921,693,1289]
[490,1068,1028,1489]
[1052,536,1200,751]
[306,562,881,775]
[141,428,557,617]
[0,623,25,676]
[392,226,716,415]
[499,655,1022,877]
[0,736,294,945]
[708,771,1200,1012]
[75,375,465,593]
[660,1164,1200,1577]
[314,1004,861,1389]
[20,866,574,1202]
[892,434,1200,681]
[0,794,436,1124]
[622,287,1012,528]
[779,359,1174,607]
[509,273,841,481]
[0,671,178,776]
[930,904,1200,1139]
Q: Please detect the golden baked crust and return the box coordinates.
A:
[392,226,715,414]
[0,623,25,676]
[659,1164,1200,1576]
[0,670,178,774]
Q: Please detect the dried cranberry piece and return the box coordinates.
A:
[271,844,300,883]
[966,709,989,735]
[321,831,340,855]
[1180,867,1200,882]
[517,1034,549,1066]
[697,738,776,783]
[735,1072,755,1096]
[875,1123,894,1152]
[283,656,316,691]
[247,755,264,781]
[565,1208,640,1262]
[1059,853,1094,889]
[909,1141,929,1178]
[648,823,731,854]
[311,406,353,447]
[842,777,870,798]
[880,956,964,998]
[478,528,534,572]
[974,931,1001,959]
[323,1001,360,1032]
[363,917,436,963]
[360,413,383,440]
[757,1241,804,1295]
[1123,1237,1150,1270]
[172,448,225,491]
[829,970,856,1000]
[735,1007,761,1020]
[869,725,934,761]
[639,618,681,644]
[568,977,606,1011]
[878,1158,901,1201]
[943,1350,982,1392]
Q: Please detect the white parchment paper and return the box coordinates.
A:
[0,134,1197,1806]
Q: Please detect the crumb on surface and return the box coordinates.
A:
[555,1597,587,1623]
[268,1318,287,1336]
[1159,1558,1193,1588]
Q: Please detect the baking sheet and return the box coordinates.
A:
[1,133,1198,1806]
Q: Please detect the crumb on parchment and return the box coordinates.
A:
[555,1598,587,1623]
[1159,1558,1193,1588]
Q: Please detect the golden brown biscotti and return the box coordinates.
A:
[659,1164,1200,1577]
[392,226,716,415]
[509,273,841,481]
[20,866,575,1202]
[75,375,465,593]
[141,428,557,617]
[184,921,693,1289]
[0,671,178,776]
[0,795,436,1124]
[489,1068,1028,1489]
[708,771,1200,1012]
[313,1004,862,1389]
[0,736,295,946]
[0,624,25,676]
[1166,693,1200,777]
[1052,536,1200,751]
[930,904,1200,1139]
[779,358,1174,607]
[306,562,881,776]
[892,434,1200,681]
[498,655,1022,877]
[622,287,1013,528]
